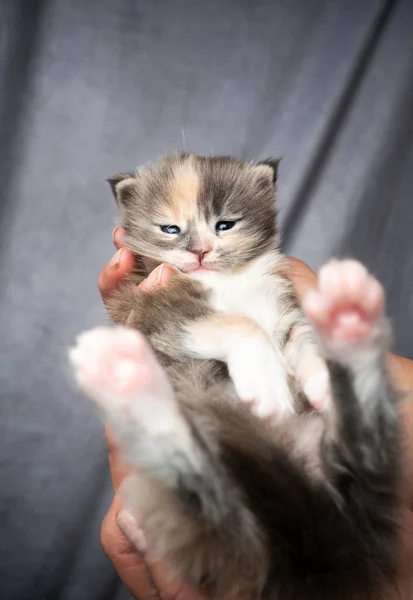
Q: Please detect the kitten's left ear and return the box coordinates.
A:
[256,158,281,185]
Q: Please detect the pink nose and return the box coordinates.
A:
[190,248,210,261]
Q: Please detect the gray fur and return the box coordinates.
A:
[103,154,404,599]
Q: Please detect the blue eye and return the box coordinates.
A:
[215,221,236,232]
[161,225,181,235]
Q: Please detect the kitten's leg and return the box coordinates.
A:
[107,273,294,421]
[69,326,266,598]
[284,318,331,411]
[69,326,205,487]
[185,315,295,421]
[302,260,401,488]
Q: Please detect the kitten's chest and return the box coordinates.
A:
[208,274,282,334]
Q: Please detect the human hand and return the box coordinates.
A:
[100,426,211,600]
[98,227,176,300]
[99,228,413,598]
[98,228,212,599]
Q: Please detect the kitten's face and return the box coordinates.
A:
[108,153,279,275]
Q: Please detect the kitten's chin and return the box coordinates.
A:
[182,262,218,274]
[187,268,219,282]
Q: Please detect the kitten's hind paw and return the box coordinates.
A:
[302,260,387,364]
[69,326,177,433]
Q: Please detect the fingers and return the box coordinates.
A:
[102,494,211,600]
[99,227,175,302]
[140,263,176,292]
[98,247,136,301]
[142,549,211,600]
[101,491,161,599]
[99,226,134,301]
[104,429,213,599]
[113,226,125,250]
[286,257,317,300]
[116,510,211,600]
[103,431,162,598]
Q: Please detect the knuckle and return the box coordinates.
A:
[100,513,113,557]
[98,269,109,297]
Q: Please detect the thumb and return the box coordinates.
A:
[100,491,160,599]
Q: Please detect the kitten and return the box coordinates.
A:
[70,153,404,599]
[105,153,329,419]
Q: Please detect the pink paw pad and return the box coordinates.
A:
[69,327,156,403]
[70,326,182,441]
[303,260,384,344]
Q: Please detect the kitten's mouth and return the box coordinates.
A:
[184,263,217,274]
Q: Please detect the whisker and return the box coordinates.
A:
[181,125,187,151]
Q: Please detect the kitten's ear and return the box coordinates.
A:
[106,172,137,206]
[256,158,281,185]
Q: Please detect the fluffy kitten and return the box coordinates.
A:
[105,153,329,419]
[70,153,404,600]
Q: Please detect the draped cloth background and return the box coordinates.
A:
[1,1,412,598]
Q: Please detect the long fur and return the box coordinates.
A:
[99,153,404,599]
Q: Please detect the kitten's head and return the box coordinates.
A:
[108,153,280,275]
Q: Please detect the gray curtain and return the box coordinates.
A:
[1,1,412,599]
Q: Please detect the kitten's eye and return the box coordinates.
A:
[161,225,181,235]
[215,221,236,232]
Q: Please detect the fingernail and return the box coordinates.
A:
[112,226,124,246]
[117,510,146,553]
[109,248,123,271]
[154,263,165,284]
[143,264,165,289]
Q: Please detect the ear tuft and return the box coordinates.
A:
[106,172,136,199]
[256,158,281,184]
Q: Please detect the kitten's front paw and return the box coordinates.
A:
[303,259,386,364]
[228,341,295,422]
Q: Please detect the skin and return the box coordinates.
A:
[97,227,413,600]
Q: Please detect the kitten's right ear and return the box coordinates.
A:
[106,172,136,204]
[256,158,281,185]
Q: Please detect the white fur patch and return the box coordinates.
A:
[194,253,288,335]
[187,254,297,420]
[303,369,331,412]
[226,336,295,421]
[69,326,190,441]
